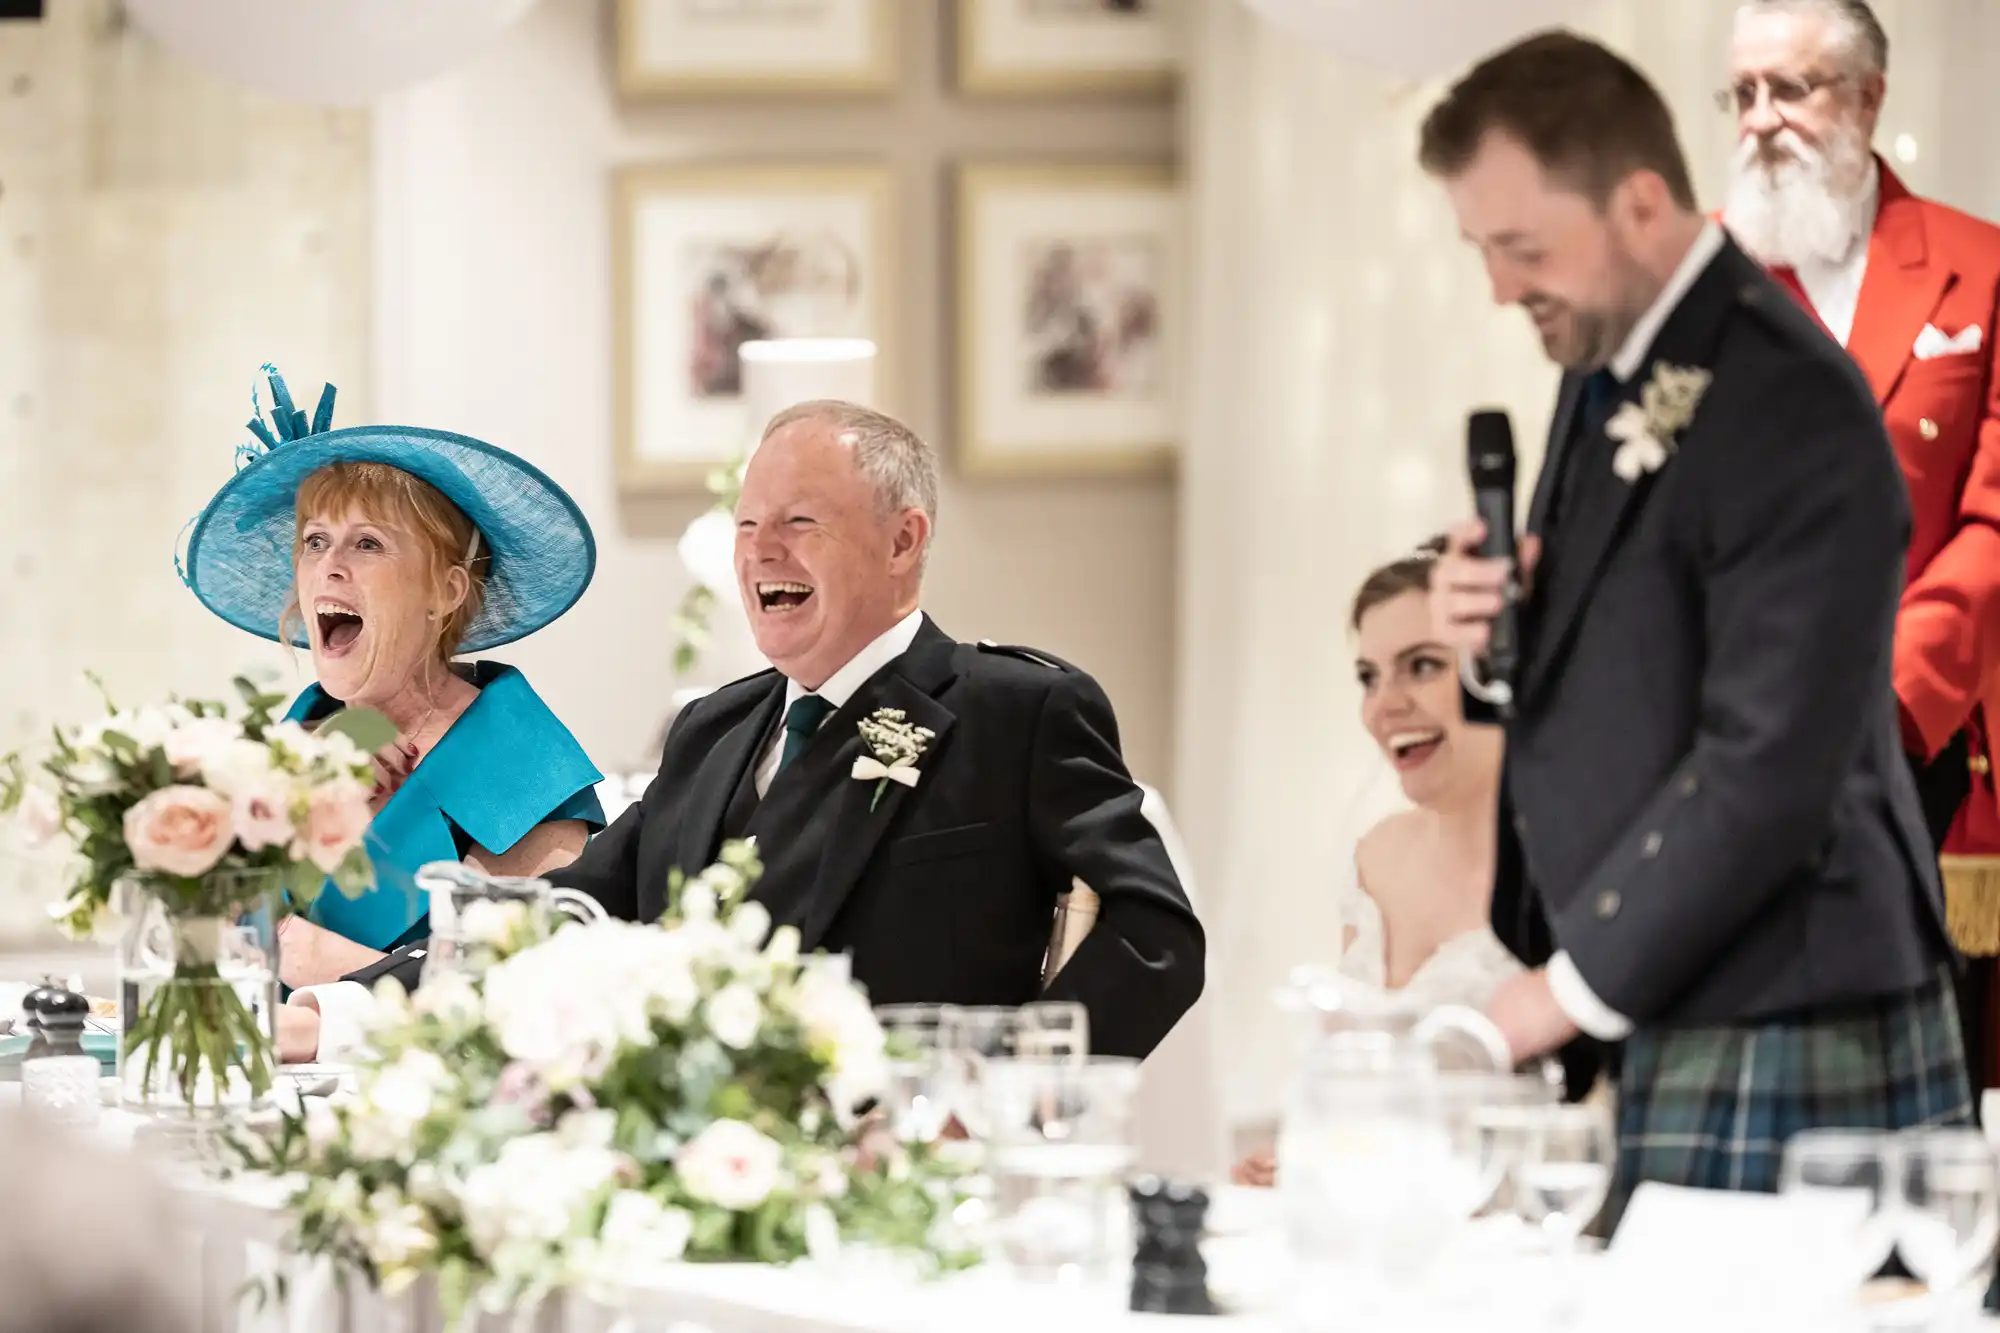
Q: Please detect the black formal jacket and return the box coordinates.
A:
[548,617,1205,1059]
[1480,234,1954,1030]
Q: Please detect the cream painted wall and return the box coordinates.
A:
[1179,0,2000,1128]
[371,0,1180,785]
[0,1,367,936]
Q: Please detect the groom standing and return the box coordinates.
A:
[1420,32,1969,1204]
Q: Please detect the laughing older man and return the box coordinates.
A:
[550,400,1204,1060]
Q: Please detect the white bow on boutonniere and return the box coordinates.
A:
[852,707,936,811]
[1608,362,1712,482]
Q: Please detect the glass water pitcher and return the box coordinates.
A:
[1271,966,1517,1320]
[415,860,607,982]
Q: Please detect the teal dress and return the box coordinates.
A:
[284,661,606,954]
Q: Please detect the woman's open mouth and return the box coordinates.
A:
[314,600,366,657]
[1387,729,1444,771]
[756,581,815,615]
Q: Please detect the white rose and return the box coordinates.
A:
[122,707,178,752]
[675,1119,783,1212]
[461,1133,626,1257]
[591,1191,692,1279]
[460,898,528,948]
[14,785,62,849]
[704,983,762,1050]
[65,753,119,797]
[728,900,772,949]
[163,716,242,778]
[200,738,275,798]
[557,1107,617,1151]
[411,969,480,1023]
[681,881,717,922]
[362,1190,437,1278]
[358,1048,450,1144]
[764,925,801,967]
[264,720,318,767]
[316,729,366,774]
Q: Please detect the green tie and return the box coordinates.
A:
[777,694,835,774]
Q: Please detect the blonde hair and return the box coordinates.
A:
[279,461,490,661]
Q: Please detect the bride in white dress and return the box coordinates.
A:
[1235,540,1522,1186]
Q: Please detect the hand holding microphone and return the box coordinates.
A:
[1434,410,1539,715]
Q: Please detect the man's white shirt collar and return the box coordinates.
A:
[783,608,926,714]
[1609,220,1727,383]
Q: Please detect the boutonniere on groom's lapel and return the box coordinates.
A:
[1608,362,1712,482]
[852,708,936,811]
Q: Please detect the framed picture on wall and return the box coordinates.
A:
[616,0,898,97]
[956,0,1177,95]
[955,161,1179,479]
[613,163,895,493]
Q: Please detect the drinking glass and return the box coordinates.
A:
[1452,1074,1562,1219]
[870,1008,951,1144]
[938,1003,1090,1137]
[1778,1129,1901,1291]
[874,1004,948,1058]
[1896,1128,2000,1317]
[1514,1102,1616,1262]
[979,1056,1141,1281]
[1013,1001,1089,1062]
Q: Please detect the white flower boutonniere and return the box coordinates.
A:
[851,708,935,812]
[1608,362,1712,483]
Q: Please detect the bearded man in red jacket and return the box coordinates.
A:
[1724,0,2000,1091]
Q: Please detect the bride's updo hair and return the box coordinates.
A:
[1350,534,1450,630]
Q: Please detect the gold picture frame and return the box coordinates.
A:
[616,0,899,98]
[956,0,1177,96]
[955,161,1179,480]
[613,162,898,495]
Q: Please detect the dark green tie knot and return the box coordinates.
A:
[778,694,835,773]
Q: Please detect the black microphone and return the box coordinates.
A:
[1465,409,1519,715]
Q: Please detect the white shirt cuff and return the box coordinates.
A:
[293,981,375,1061]
[1546,950,1634,1041]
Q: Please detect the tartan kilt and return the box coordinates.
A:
[1612,969,1972,1212]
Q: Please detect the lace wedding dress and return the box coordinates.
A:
[1332,850,1523,1012]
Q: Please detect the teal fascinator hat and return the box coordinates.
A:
[179,365,595,652]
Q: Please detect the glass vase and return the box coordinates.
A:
[114,871,281,1147]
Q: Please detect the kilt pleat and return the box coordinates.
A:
[1612,970,1972,1207]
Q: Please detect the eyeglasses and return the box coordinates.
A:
[1715,72,1848,114]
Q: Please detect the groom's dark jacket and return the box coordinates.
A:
[549,617,1204,1059]
[1481,233,1954,1029]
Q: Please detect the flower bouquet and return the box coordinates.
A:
[1,675,390,1125]
[244,840,976,1321]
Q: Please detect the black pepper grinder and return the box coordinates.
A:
[21,977,89,1062]
[1128,1176,1218,1315]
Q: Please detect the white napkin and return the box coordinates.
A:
[1914,322,1983,359]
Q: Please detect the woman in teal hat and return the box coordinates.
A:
[181,366,604,1061]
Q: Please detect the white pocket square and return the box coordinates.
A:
[1914,322,1983,359]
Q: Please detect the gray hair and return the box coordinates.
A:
[1738,0,1888,78]
[760,399,940,562]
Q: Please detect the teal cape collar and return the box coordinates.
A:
[285,662,603,951]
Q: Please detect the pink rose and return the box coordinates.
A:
[297,779,371,875]
[123,785,234,878]
[231,776,297,853]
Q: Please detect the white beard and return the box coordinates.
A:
[1722,125,1875,269]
